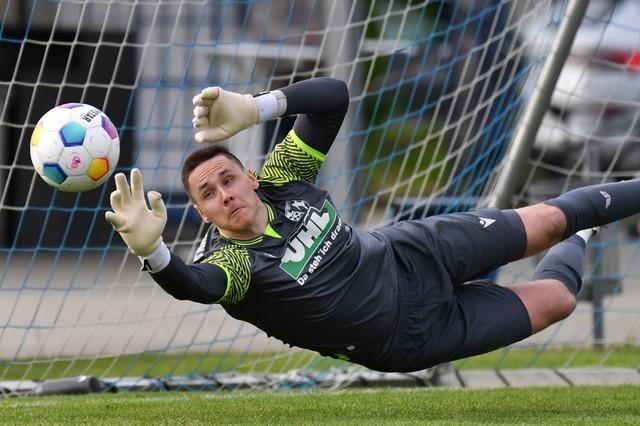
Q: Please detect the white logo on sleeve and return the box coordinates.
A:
[600,191,611,209]
[478,217,496,228]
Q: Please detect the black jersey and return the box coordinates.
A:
[150,77,535,371]
[153,130,398,362]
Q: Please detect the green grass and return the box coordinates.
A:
[2,386,640,424]
[453,344,640,370]
[2,345,638,382]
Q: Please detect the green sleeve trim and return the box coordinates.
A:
[215,264,233,303]
[203,245,251,304]
[259,130,323,185]
[290,129,327,161]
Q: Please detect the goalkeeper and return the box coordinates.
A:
[107,77,637,372]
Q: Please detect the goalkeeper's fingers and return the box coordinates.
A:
[109,189,123,212]
[192,115,209,129]
[199,87,221,103]
[130,168,144,201]
[192,87,221,108]
[192,104,209,128]
[114,172,132,205]
[147,191,167,221]
[195,129,227,143]
[104,211,125,230]
[193,105,208,119]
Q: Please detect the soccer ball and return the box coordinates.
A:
[30,103,120,192]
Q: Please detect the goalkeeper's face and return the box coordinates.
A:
[188,154,263,239]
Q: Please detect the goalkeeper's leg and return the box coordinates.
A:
[379,228,594,370]
[485,177,640,335]
[518,178,640,257]
[438,228,596,366]
[508,228,596,333]
[506,178,640,333]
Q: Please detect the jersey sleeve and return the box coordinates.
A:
[259,78,348,185]
[259,128,326,185]
[151,246,251,305]
[201,245,252,304]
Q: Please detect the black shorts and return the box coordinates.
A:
[367,208,532,372]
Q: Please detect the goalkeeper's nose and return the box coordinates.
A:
[222,191,233,206]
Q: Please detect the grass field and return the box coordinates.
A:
[2,345,639,381]
[2,347,639,424]
[1,385,640,424]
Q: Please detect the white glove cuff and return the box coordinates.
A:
[255,90,287,123]
[139,241,171,273]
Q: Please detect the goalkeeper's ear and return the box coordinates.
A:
[193,203,210,224]
[246,168,259,190]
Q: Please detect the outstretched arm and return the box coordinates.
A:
[105,169,228,304]
[192,77,349,154]
[151,252,228,304]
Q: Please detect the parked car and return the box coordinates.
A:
[528,0,640,173]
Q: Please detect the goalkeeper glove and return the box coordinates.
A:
[105,168,167,257]
[192,86,259,143]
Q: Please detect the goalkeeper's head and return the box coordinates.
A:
[181,145,263,239]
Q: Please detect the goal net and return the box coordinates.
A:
[1,0,637,393]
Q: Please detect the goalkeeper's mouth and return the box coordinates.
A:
[230,206,244,219]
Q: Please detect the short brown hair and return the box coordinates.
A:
[181,144,245,196]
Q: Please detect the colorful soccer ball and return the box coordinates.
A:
[30,103,120,192]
